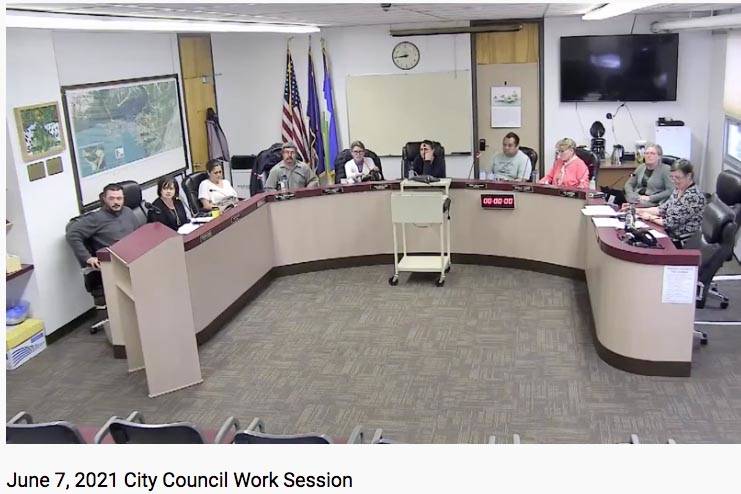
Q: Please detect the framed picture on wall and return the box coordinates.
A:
[61,74,188,211]
[14,101,66,162]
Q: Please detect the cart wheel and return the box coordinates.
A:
[388,276,399,286]
[435,279,445,287]
[445,265,451,273]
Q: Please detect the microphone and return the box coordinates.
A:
[605,102,625,120]
[144,201,162,215]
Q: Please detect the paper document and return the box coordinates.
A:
[190,216,214,224]
[649,229,668,239]
[581,205,619,216]
[592,217,623,228]
[662,266,697,304]
[177,223,201,235]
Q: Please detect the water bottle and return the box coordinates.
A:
[279,175,289,192]
[624,204,634,230]
[630,204,637,227]
[531,168,539,182]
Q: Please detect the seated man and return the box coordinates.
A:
[264,142,319,192]
[490,132,532,181]
[66,183,141,269]
[412,140,445,178]
[344,140,381,184]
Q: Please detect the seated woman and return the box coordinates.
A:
[637,159,706,240]
[623,143,674,207]
[538,138,589,189]
[198,159,238,210]
[412,140,445,178]
[148,177,189,231]
[344,140,381,184]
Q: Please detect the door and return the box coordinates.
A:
[474,23,541,178]
[178,34,218,172]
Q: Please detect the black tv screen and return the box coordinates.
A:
[560,34,678,102]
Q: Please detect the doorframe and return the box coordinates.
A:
[469,19,544,179]
[176,33,219,172]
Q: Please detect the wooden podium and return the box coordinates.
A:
[102,223,202,397]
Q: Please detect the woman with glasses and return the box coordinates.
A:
[637,159,706,240]
[538,138,590,189]
[198,159,238,210]
[344,140,380,184]
[623,143,674,207]
[148,177,189,231]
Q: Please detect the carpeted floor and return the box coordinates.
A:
[696,280,741,322]
[6,265,741,443]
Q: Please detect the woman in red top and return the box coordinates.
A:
[539,138,590,189]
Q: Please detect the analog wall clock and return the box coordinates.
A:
[392,41,420,70]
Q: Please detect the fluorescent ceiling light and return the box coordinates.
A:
[5,11,320,33]
[651,13,741,32]
[583,3,657,21]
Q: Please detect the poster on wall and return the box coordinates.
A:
[62,74,187,210]
[14,101,66,162]
[491,86,522,128]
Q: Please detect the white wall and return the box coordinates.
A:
[704,32,728,192]
[212,26,474,179]
[544,15,716,188]
[5,29,184,334]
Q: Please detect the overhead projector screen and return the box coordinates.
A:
[62,74,188,210]
[346,71,472,156]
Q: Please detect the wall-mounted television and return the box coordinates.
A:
[560,34,679,102]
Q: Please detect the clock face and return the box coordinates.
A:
[392,41,420,70]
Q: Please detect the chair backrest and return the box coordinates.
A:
[519,146,539,181]
[250,143,284,195]
[334,148,384,183]
[7,412,85,444]
[107,419,207,444]
[401,141,445,178]
[701,198,736,246]
[118,180,147,226]
[716,169,741,221]
[574,147,599,182]
[662,155,680,166]
[232,430,332,444]
[182,172,209,215]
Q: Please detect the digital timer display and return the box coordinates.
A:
[480,194,515,209]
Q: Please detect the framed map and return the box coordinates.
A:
[62,74,187,210]
[14,101,66,162]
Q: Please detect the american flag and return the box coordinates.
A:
[281,47,310,163]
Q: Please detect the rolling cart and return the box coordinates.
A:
[388,190,452,287]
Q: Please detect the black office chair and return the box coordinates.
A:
[715,169,741,231]
[662,155,681,166]
[519,146,539,182]
[118,180,148,226]
[7,411,86,444]
[401,141,446,179]
[181,172,209,215]
[575,146,600,185]
[229,417,364,444]
[95,411,240,444]
[334,148,384,183]
[250,142,284,195]
[684,198,737,344]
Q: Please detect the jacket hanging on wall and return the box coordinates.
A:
[206,107,230,161]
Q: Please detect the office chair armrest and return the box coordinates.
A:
[488,435,496,444]
[630,434,641,444]
[347,425,364,444]
[246,417,265,433]
[127,411,144,423]
[8,411,33,424]
[513,434,521,444]
[214,416,240,444]
[667,438,677,444]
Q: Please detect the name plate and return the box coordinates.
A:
[323,187,343,195]
[466,183,486,189]
[480,193,515,210]
[513,185,533,193]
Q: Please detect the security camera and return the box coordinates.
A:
[381,3,391,12]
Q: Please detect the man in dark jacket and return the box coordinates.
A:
[66,183,140,269]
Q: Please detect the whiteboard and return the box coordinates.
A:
[346,71,472,156]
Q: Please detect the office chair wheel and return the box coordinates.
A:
[700,333,709,345]
[445,265,451,273]
[696,300,706,309]
[89,326,99,335]
[435,279,445,287]
[720,300,729,309]
[388,276,399,286]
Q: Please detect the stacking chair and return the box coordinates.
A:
[181,172,209,215]
[95,411,240,444]
[229,418,364,444]
[7,411,86,444]
[370,429,397,444]
[519,146,539,182]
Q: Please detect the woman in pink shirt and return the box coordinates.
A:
[539,138,590,189]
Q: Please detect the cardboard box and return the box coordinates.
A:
[6,319,46,370]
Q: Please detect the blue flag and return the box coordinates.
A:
[307,46,325,175]
[322,42,339,176]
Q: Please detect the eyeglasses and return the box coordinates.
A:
[351,149,364,154]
